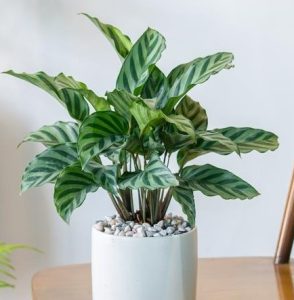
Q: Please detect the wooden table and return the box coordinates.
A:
[32,258,294,300]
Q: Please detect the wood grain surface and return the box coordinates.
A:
[32,258,294,300]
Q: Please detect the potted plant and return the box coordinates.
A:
[4,13,279,300]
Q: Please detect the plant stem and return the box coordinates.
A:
[108,192,124,219]
[160,188,173,219]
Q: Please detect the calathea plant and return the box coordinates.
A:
[4,14,278,226]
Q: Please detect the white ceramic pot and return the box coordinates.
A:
[91,226,197,300]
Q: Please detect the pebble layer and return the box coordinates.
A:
[94,213,192,238]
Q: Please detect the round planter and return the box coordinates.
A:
[91,225,197,300]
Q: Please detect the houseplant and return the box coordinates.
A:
[0,243,31,288]
[4,13,279,300]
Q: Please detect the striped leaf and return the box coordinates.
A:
[177,147,203,168]
[177,131,240,167]
[21,143,78,192]
[215,127,279,154]
[106,89,138,121]
[141,66,168,100]
[196,131,240,154]
[78,111,129,169]
[86,162,119,195]
[78,89,110,111]
[119,153,178,190]
[130,101,195,140]
[181,164,259,200]
[81,13,132,60]
[47,72,110,111]
[54,163,99,223]
[162,125,193,153]
[19,121,79,147]
[4,71,89,121]
[175,96,208,130]
[172,185,195,226]
[116,28,166,95]
[157,52,234,112]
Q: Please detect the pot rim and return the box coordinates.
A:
[92,225,196,240]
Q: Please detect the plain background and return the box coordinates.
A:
[0,0,293,299]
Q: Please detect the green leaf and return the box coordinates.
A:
[130,101,195,140]
[177,147,203,168]
[172,185,195,226]
[19,121,79,147]
[0,243,36,288]
[106,89,137,121]
[141,66,168,100]
[21,143,78,192]
[81,13,132,60]
[181,164,259,200]
[196,131,240,154]
[175,96,208,130]
[157,52,234,112]
[177,131,241,167]
[4,71,90,121]
[116,28,166,95]
[119,153,178,190]
[78,111,129,169]
[54,163,99,223]
[215,127,279,154]
[78,89,110,111]
[86,162,119,195]
[162,125,193,153]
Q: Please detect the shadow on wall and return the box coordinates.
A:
[0,106,54,296]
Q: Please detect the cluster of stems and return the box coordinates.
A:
[108,151,173,225]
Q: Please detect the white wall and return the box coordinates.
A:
[0,0,293,299]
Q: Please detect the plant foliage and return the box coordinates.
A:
[5,13,279,226]
[0,243,34,288]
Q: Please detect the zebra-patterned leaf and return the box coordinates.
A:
[196,131,240,155]
[78,89,110,111]
[130,101,195,140]
[177,131,240,167]
[175,96,208,130]
[172,185,195,226]
[78,111,129,169]
[215,127,279,154]
[141,66,168,100]
[116,28,166,95]
[177,147,204,168]
[4,71,89,121]
[81,13,132,60]
[167,114,195,140]
[157,52,234,112]
[21,143,78,192]
[19,121,79,147]
[106,89,138,121]
[181,164,259,200]
[86,162,119,195]
[162,125,193,153]
[119,153,178,190]
[54,163,99,223]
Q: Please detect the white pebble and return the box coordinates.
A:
[95,222,104,232]
[156,220,164,228]
[104,227,113,234]
[166,227,175,235]
[126,231,133,237]
[124,225,131,233]
[160,230,167,236]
